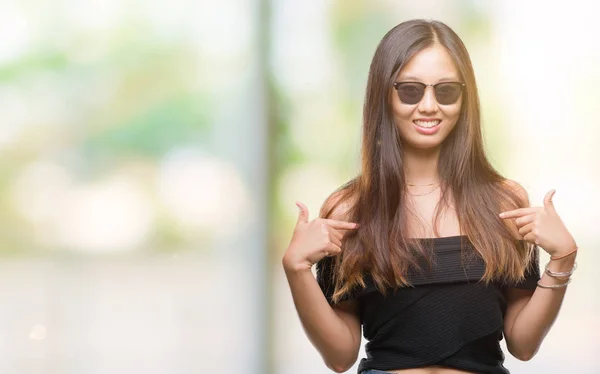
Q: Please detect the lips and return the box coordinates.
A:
[413,119,441,128]
[412,119,441,135]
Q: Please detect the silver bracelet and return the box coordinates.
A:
[545,261,577,278]
[537,278,571,289]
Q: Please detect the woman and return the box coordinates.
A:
[282,19,578,374]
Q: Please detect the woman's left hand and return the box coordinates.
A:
[499,189,576,257]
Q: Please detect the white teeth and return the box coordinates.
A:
[414,120,441,128]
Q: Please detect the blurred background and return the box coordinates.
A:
[0,0,598,373]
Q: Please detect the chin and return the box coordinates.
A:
[403,136,446,150]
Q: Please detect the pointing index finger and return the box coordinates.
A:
[325,219,359,230]
[499,207,537,219]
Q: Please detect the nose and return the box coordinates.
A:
[418,86,438,113]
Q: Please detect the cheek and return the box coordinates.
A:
[390,99,414,121]
[389,89,416,120]
[442,101,462,122]
[395,108,414,122]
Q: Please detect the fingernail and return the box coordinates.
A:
[498,213,504,218]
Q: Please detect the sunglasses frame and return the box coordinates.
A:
[392,81,466,105]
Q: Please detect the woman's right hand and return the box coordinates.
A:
[282,201,359,273]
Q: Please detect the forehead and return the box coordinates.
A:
[397,45,459,82]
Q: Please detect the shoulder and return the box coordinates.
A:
[500,179,530,206]
[319,184,357,221]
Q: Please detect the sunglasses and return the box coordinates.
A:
[392,81,465,105]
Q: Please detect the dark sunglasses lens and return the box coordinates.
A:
[434,83,462,105]
[396,83,424,104]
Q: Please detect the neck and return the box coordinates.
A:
[403,146,441,185]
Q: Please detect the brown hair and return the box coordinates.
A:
[321,19,532,303]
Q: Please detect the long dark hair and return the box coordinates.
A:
[322,19,532,302]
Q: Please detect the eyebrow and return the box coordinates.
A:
[398,75,459,82]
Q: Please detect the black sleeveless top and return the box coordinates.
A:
[315,236,540,374]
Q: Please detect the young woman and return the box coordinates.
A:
[282,19,578,374]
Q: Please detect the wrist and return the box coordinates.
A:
[548,237,576,255]
[549,245,578,260]
[546,255,576,273]
[282,254,312,274]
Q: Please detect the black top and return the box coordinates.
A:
[315,235,540,374]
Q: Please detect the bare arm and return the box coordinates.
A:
[501,181,577,360]
[282,195,362,372]
[283,267,361,372]
[503,254,575,360]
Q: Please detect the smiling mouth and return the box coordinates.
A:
[413,120,441,128]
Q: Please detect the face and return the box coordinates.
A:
[390,44,463,151]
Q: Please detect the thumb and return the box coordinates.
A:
[544,189,556,211]
[295,202,309,225]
